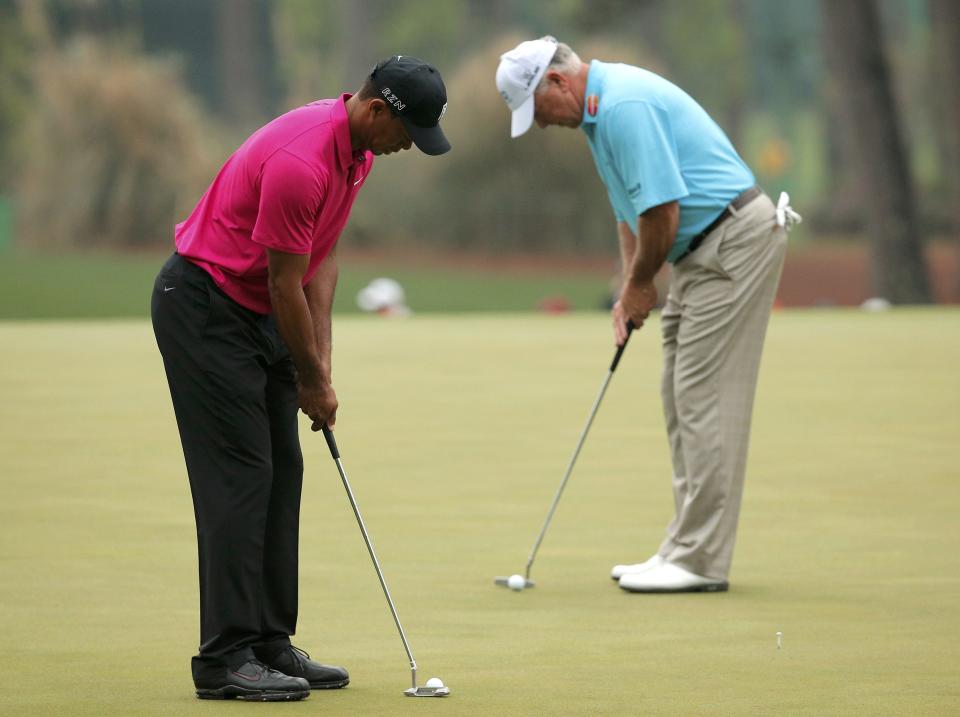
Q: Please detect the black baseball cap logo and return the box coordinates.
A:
[370,56,451,156]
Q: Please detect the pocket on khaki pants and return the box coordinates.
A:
[683,225,732,279]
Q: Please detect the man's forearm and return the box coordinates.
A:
[269,276,327,385]
[627,201,679,285]
[617,222,638,283]
[304,251,338,378]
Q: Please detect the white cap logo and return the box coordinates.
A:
[495,37,559,138]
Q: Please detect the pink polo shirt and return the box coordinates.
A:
[175,94,373,314]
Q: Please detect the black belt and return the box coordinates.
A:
[674,185,763,264]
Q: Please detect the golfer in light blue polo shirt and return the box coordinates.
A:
[580,60,756,262]
[497,37,795,594]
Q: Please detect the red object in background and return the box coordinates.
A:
[538,296,572,313]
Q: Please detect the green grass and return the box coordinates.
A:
[0,250,612,318]
[1,310,958,715]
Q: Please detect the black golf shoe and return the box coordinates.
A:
[259,645,350,690]
[194,659,310,701]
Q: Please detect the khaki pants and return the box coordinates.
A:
[657,193,787,580]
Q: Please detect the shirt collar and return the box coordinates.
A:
[332,93,363,171]
[581,60,605,126]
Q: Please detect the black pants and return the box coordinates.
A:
[151,253,302,682]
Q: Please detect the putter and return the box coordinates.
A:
[321,425,450,698]
[495,320,635,590]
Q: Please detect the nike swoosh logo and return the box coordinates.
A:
[163,286,176,292]
[354,177,363,185]
[232,669,262,682]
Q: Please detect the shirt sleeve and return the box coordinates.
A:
[603,101,689,217]
[251,150,326,254]
[607,185,630,224]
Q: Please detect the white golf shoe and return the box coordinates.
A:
[618,561,728,593]
[610,554,664,581]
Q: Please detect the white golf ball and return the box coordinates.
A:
[425,677,444,688]
[507,574,525,591]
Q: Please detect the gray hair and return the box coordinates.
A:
[535,37,582,93]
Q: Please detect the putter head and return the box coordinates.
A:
[404,685,451,697]
[494,576,536,589]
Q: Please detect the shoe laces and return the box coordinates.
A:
[290,645,311,660]
[249,658,284,677]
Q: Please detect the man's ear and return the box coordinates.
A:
[545,70,568,91]
[367,98,389,119]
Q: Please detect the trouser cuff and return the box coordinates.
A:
[252,636,293,663]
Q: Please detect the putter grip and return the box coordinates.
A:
[322,424,340,459]
[610,320,636,372]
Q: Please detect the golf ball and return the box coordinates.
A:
[507,574,525,591]
[425,677,444,688]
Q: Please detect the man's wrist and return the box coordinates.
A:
[298,360,329,388]
[627,274,655,288]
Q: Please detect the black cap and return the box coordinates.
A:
[370,56,451,156]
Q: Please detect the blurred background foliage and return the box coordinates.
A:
[16,33,220,247]
[0,0,956,292]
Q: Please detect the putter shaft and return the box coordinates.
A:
[524,368,615,579]
[523,324,634,582]
[324,427,419,690]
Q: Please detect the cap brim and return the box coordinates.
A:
[401,118,451,156]
[510,94,535,138]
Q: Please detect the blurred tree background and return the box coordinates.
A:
[0,0,956,300]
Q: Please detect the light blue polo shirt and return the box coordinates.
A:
[581,61,755,263]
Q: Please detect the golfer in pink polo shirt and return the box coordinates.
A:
[151,56,450,702]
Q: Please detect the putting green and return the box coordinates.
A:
[1,310,957,716]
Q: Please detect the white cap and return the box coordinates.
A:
[495,37,559,138]
[356,278,407,312]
